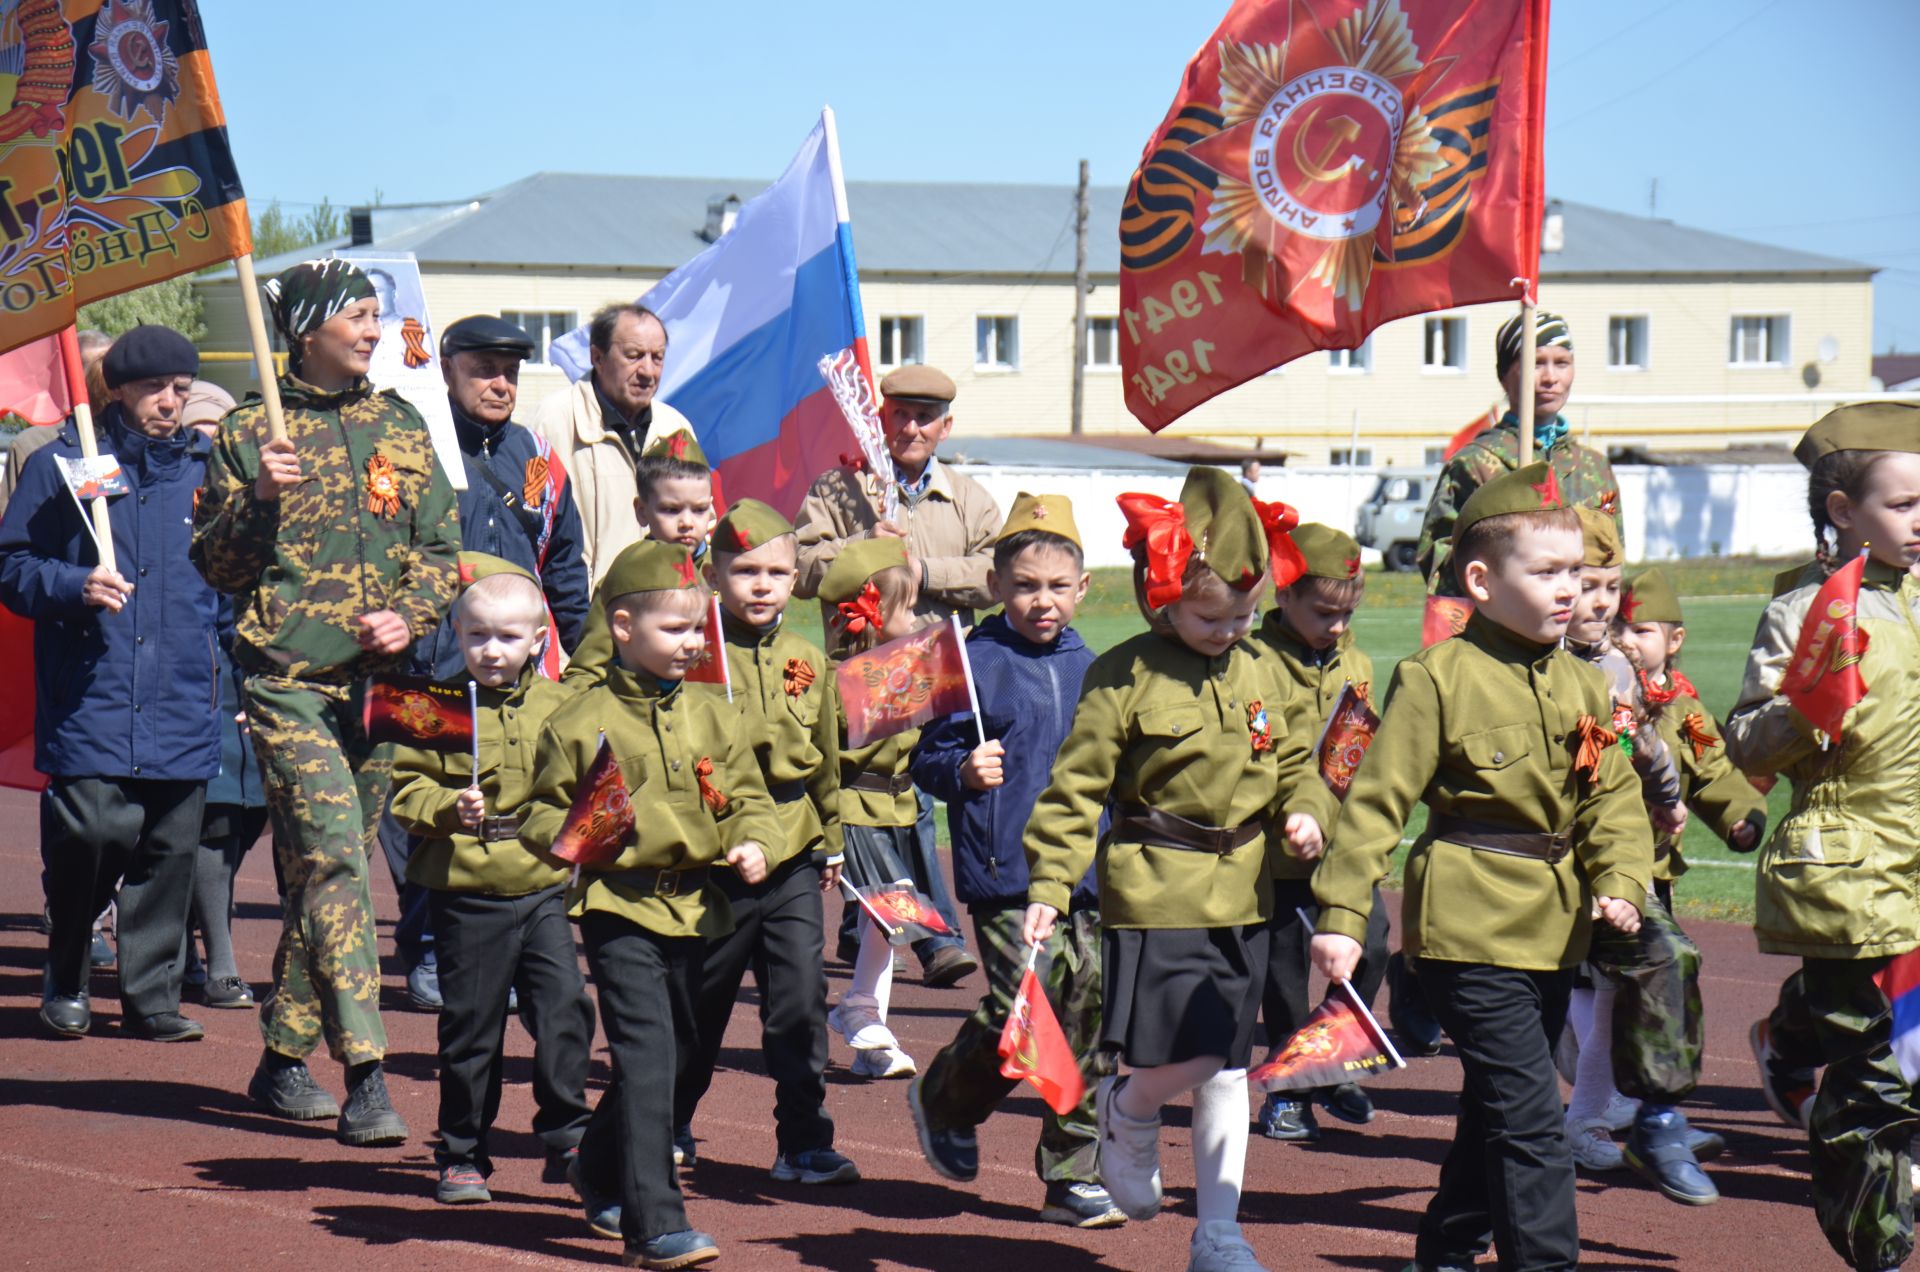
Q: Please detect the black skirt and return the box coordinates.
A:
[1102,924,1271,1069]
[840,823,916,890]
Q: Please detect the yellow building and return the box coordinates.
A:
[196,178,1878,466]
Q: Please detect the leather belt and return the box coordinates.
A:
[1109,804,1265,856]
[1429,813,1572,865]
[603,865,711,898]
[843,769,913,796]
[478,812,524,843]
[767,779,808,805]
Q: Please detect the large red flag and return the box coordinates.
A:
[1119,0,1550,428]
[0,333,71,425]
[1780,553,1870,741]
[836,616,974,749]
[550,734,635,869]
[998,958,1085,1116]
[0,608,47,791]
[1420,594,1473,646]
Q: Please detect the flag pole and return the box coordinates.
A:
[954,614,987,749]
[467,680,481,789]
[837,874,906,942]
[1515,295,1536,468]
[55,326,115,575]
[233,253,289,445]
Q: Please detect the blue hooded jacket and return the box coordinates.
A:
[911,613,1098,910]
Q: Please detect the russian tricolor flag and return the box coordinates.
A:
[550,110,868,518]
[1877,946,1920,1084]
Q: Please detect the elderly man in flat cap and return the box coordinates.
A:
[794,364,1001,989]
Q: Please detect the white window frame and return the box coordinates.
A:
[499,310,579,366]
[1729,313,1791,369]
[1421,316,1467,374]
[1327,339,1372,374]
[1422,445,1448,465]
[1084,316,1120,370]
[876,314,926,369]
[975,315,1020,372]
[1329,446,1374,466]
[1607,314,1651,372]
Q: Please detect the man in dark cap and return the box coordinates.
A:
[379,313,590,1010]
[0,323,221,1042]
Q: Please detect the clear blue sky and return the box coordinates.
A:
[201,0,1920,355]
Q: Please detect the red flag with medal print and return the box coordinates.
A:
[998,958,1085,1116]
[1315,681,1379,799]
[683,593,731,694]
[549,734,635,868]
[362,675,475,753]
[1780,553,1870,741]
[836,617,973,749]
[1420,594,1473,646]
[1119,0,1550,428]
[1251,980,1404,1093]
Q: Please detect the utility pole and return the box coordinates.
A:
[1071,159,1089,435]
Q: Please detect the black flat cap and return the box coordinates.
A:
[102,324,198,389]
[441,314,536,361]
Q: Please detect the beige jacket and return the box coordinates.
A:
[793,460,1002,625]
[529,376,693,588]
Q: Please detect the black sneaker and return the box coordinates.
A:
[623,1228,718,1270]
[249,1051,340,1120]
[1316,1082,1376,1125]
[1258,1093,1321,1142]
[672,1123,697,1168]
[337,1063,408,1147]
[200,976,255,1009]
[1623,1109,1718,1206]
[436,1162,491,1204]
[908,1075,978,1181]
[1040,1180,1126,1229]
[126,1011,205,1042]
[567,1155,622,1240]
[89,928,116,970]
[770,1147,860,1185]
[543,1144,579,1185]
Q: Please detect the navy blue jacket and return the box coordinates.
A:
[0,410,220,781]
[411,400,590,681]
[207,598,265,809]
[911,614,1098,910]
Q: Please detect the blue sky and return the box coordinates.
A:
[202,0,1920,354]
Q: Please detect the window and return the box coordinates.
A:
[1608,316,1649,370]
[500,310,577,365]
[1329,447,1374,466]
[1085,317,1119,368]
[1730,315,1790,366]
[877,316,924,367]
[976,316,1019,370]
[1423,317,1466,371]
[1422,446,1447,465]
[1327,340,1371,373]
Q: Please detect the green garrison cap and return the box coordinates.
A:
[712,498,795,555]
[997,492,1082,549]
[599,540,699,599]
[1623,567,1682,624]
[1182,465,1268,589]
[457,551,538,590]
[640,428,710,468]
[1575,504,1623,569]
[1452,460,1567,545]
[1291,523,1362,580]
[1793,402,1920,469]
[819,537,910,604]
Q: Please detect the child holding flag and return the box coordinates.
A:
[520,540,780,1272]
[1023,468,1334,1272]
[673,498,859,1186]
[387,554,594,1206]
[906,494,1125,1229]
[1723,404,1920,1272]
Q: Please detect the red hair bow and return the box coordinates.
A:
[837,580,885,634]
[1117,493,1193,609]
[1252,497,1308,590]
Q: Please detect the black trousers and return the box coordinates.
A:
[430,884,595,1172]
[1414,960,1578,1272]
[578,912,704,1243]
[675,857,833,1154]
[1261,878,1390,1051]
[42,777,204,1015]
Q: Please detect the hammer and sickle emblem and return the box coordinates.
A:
[1292,106,1365,183]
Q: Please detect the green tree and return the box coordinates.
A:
[251,197,344,260]
[78,274,206,344]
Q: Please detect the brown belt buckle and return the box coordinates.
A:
[654,870,682,898]
[1545,831,1571,865]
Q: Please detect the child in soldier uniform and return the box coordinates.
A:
[1024,468,1334,1272]
[520,540,780,1272]
[1312,461,1652,1272]
[1248,524,1391,1143]
[907,494,1124,1229]
[635,430,718,558]
[673,499,859,1185]
[387,555,594,1206]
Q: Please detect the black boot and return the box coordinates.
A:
[337,1061,408,1147]
[248,1049,339,1120]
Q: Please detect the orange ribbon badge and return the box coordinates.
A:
[1680,711,1720,762]
[1572,713,1618,782]
[523,455,550,508]
[365,453,402,519]
[694,757,729,813]
[400,316,431,369]
[783,657,816,697]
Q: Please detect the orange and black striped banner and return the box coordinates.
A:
[0,0,249,355]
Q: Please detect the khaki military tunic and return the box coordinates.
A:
[1649,687,1766,883]
[838,720,920,829]
[1314,612,1654,970]
[1251,614,1374,881]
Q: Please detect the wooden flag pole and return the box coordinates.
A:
[233,253,289,444]
[1516,297,1537,468]
[55,326,115,575]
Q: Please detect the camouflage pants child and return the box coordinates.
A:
[916,905,1107,1183]
[246,676,391,1065]
[1587,889,1702,1103]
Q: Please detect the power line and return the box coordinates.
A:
[1548,0,1788,134]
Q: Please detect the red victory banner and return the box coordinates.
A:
[363,675,475,751]
[1251,980,1405,1094]
[842,878,953,947]
[836,614,974,750]
[1119,0,1549,428]
[1420,593,1473,646]
[998,946,1086,1116]
[1780,551,1870,742]
[0,0,252,355]
[683,593,732,699]
[550,733,635,869]
[1315,680,1379,799]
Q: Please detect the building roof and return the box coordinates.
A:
[1873,353,1920,389]
[938,436,1188,473]
[205,176,1876,284]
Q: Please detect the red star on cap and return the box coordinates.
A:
[1344,555,1360,578]
[733,524,753,550]
[1030,503,1048,520]
[458,561,475,585]
[1531,468,1562,508]
[1621,591,1641,621]
[674,554,697,586]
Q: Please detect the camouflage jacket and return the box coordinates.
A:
[1418,416,1622,595]
[191,374,461,682]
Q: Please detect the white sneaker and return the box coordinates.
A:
[1566,1117,1623,1172]
[850,1047,916,1079]
[1187,1219,1269,1271]
[1095,1075,1163,1221]
[1601,1091,1640,1132]
[828,996,898,1051]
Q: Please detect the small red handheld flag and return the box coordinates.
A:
[1251,980,1405,1094]
[1780,553,1870,741]
[683,593,732,699]
[550,734,635,868]
[1421,595,1474,647]
[998,949,1085,1115]
[842,879,953,947]
[363,675,476,752]
[836,617,973,749]
[1316,682,1380,800]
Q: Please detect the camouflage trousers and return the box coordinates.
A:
[246,676,391,1065]
[1800,957,1917,1271]
[1768,966,1827,1072]
[1586,890,1701,1103]
[917,905,1108,1183]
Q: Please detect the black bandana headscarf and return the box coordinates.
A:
[264,258,376,372]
